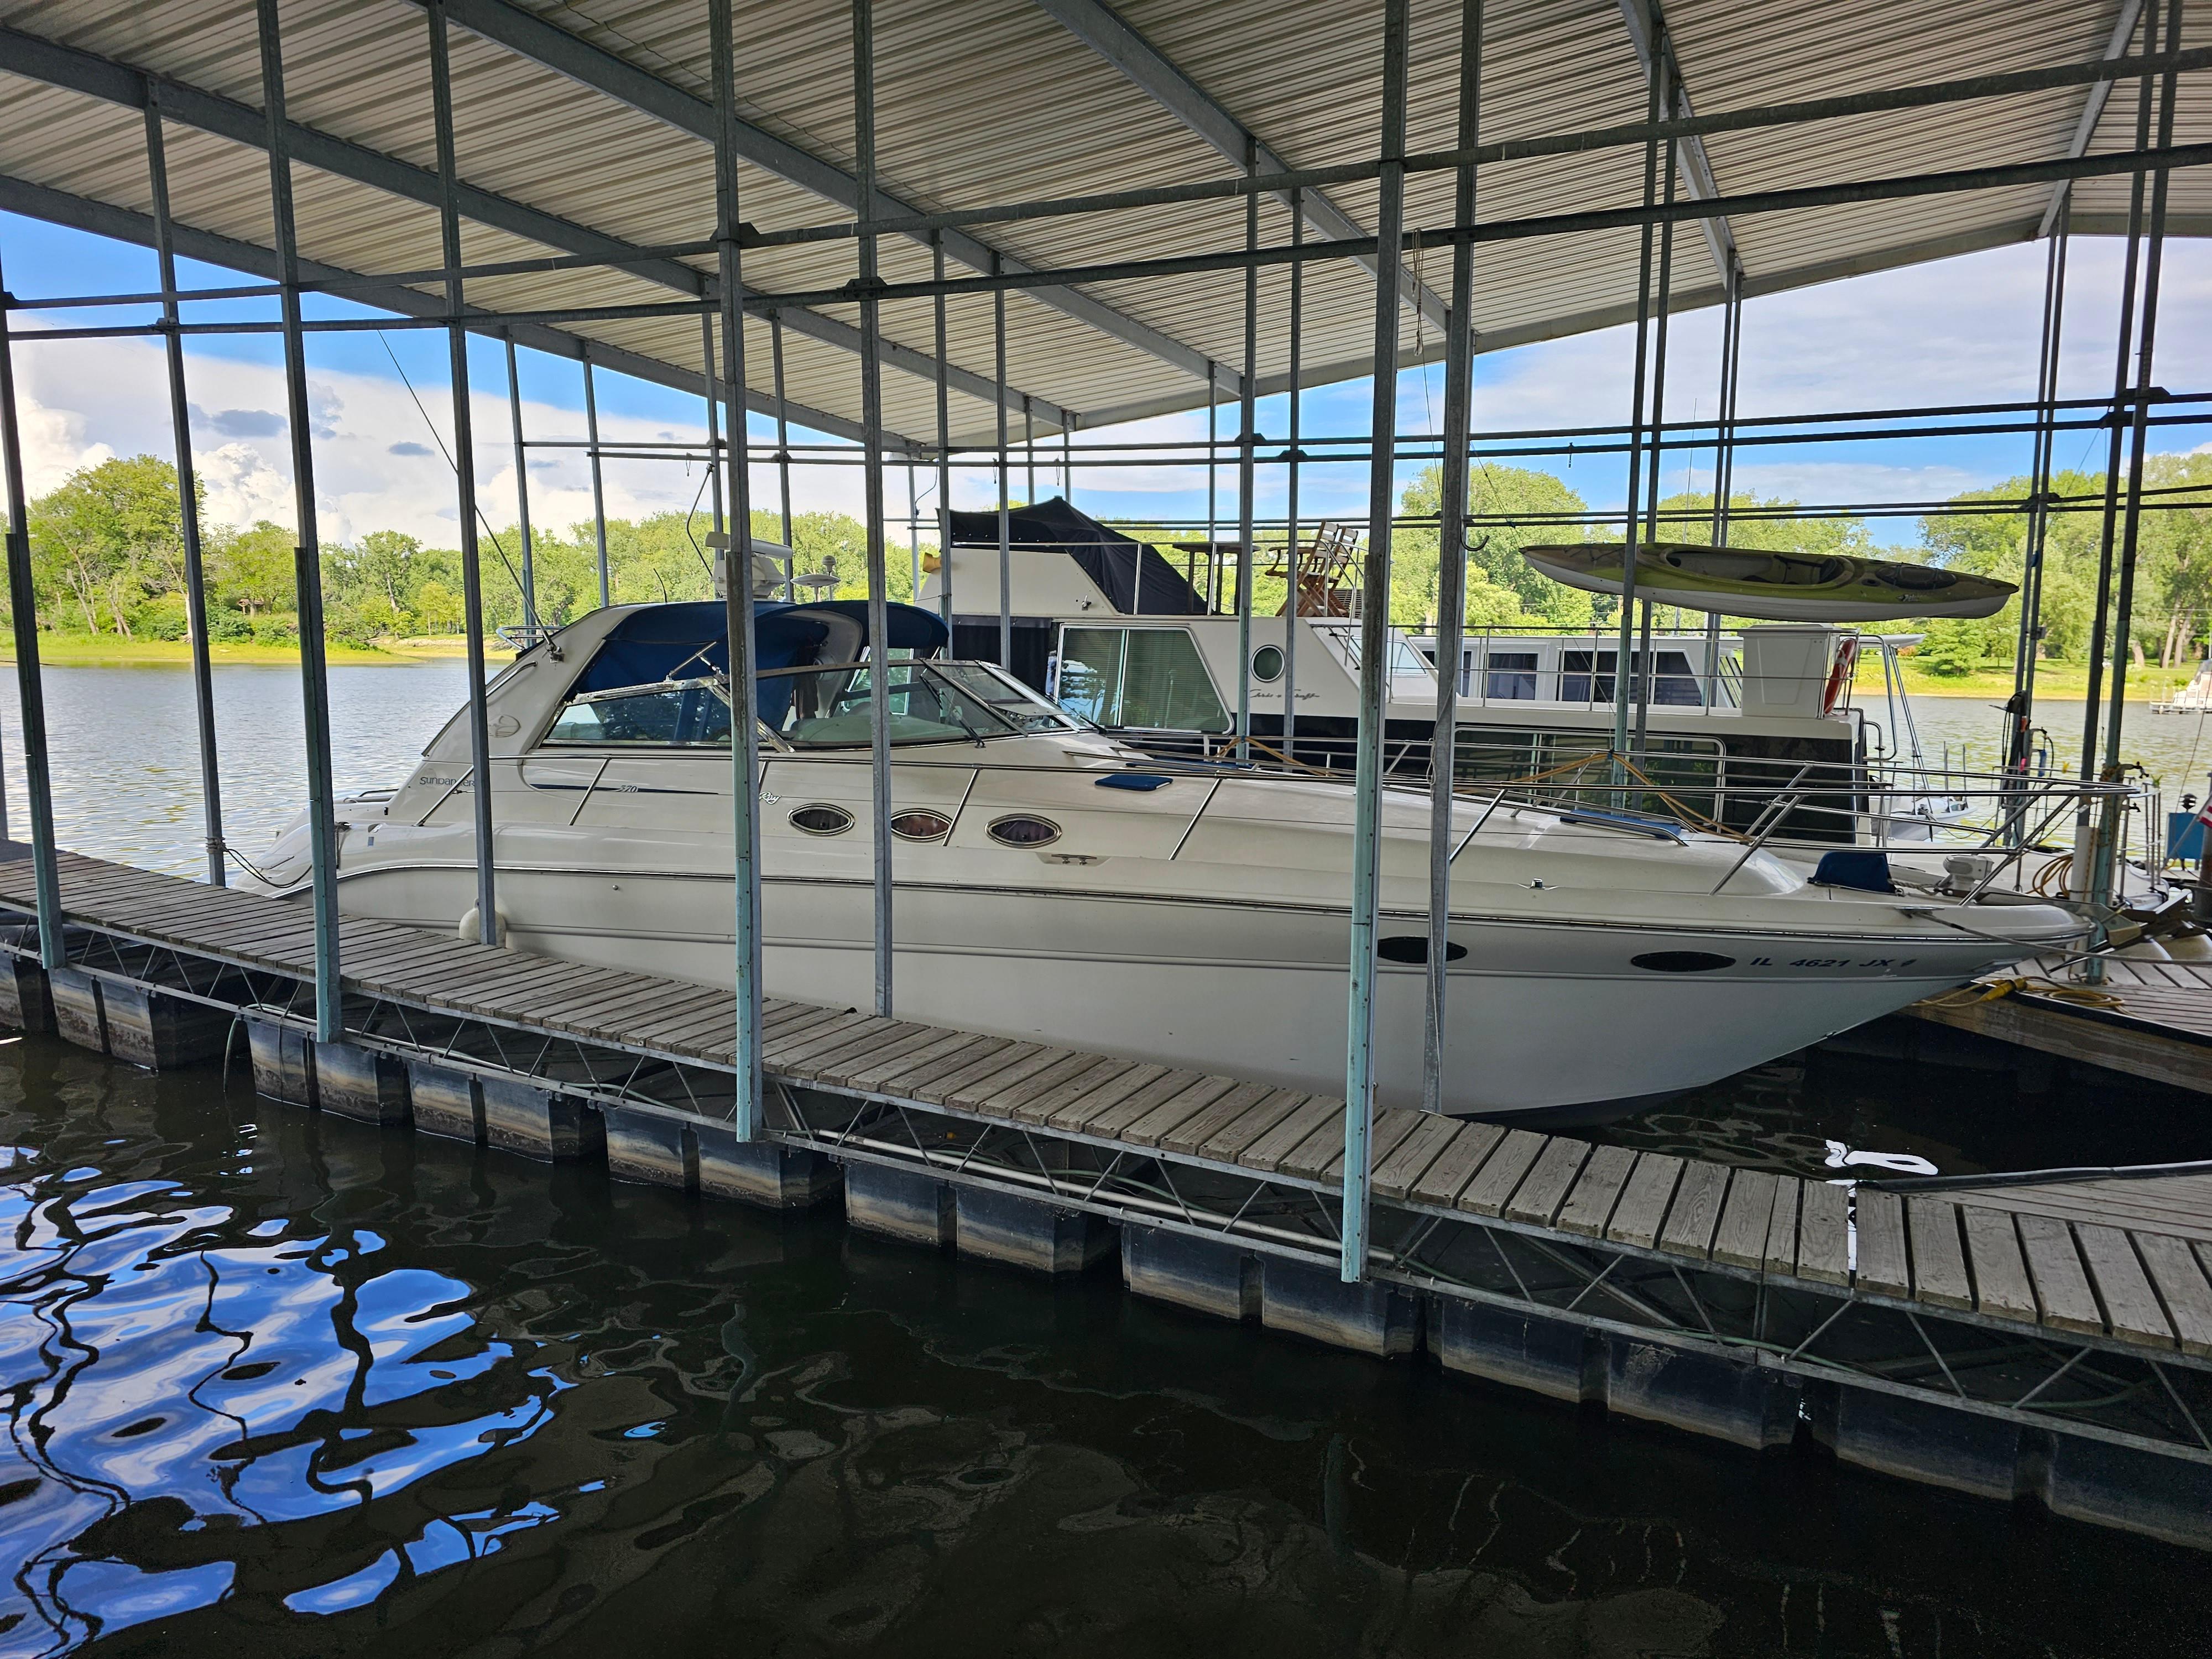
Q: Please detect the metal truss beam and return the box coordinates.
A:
[1031,0,1453,339]
[0,24,1057,437]
[426,0,1214,400]
[2041,0,2148,238]
[1615,0,1740,288]
[0,171,901,450]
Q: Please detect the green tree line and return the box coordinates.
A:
[9,451,2210,675]
[2,454,922,646]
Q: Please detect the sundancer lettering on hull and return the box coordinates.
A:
[246,601,2085,1117]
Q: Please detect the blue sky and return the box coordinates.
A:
[6,208,2208,550]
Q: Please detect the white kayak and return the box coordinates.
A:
[1522,541,2016,622]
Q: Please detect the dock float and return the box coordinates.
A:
[6,848,2212,1551]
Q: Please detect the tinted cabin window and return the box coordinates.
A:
[1483,650,1538,700]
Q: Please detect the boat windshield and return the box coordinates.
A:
[541,660,1081,752]
[765,659,1082,748]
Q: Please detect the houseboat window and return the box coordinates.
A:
[1251,644,1284,682]
[1559,650,1706,707]
[545,680,732,747]
[1056,627,1230,732]
[1334,630,1433,677]
[1482,650,1539,700]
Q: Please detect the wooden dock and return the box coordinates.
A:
[1907,953,2212,1094]
[6,847,2212,1550]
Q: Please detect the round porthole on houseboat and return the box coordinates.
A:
[1251,644,1284,682]
[1377,935,1467,964]
[1630,951,1735,973]
[890,808,952,841]
[987,814,1062,848]
[790,804,855,836]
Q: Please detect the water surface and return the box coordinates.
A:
[0,1040,2203,1657]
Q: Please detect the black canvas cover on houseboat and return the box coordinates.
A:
[946,496,1207,616]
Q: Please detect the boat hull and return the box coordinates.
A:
[316,849,2049,1116]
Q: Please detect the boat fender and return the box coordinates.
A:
[457,902,511,946]
[1810,849,1894,893]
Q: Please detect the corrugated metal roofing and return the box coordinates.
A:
[0,0,2201,450]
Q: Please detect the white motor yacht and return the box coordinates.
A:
[247,599,2085,1117]
[929,498,1969,846]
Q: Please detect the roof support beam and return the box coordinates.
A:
[427,0,1213,397]
[2040,0,2147,237]
[0,170,901,450]
[1032,0,1452,340]
[1614,0,1740,287]
[0,25,1058,434]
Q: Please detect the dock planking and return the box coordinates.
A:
[1504,1138,1590,1228]
[1555,1143,1636,1238]
[1905,1198,1972,1311]
[1657,1162,1730,1260]
[13,848,2212,1368]
[1604,1154,1684,1251]
[1854,1190,1911,1298]
[1960,1206,2037,1322]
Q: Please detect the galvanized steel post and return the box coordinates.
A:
[1703,262,1740,709]
[2008,221,2069,776]
[1341,0,1408,1285]
[932,234,953,628]
[994,257,1012,669]
[770,312,796,598]
[2079,0,2156,795]
[711,0,766,1137]
[2101,0,2179,782]
[853,0,896,1018]
[1282,194,1303,761]
[0,238,62,968]
[1610,23,1665,781]
[1422,0,1481,1117]
[2073,0,2156,922]
[1634,107,1678,760]
[504,335,538,634]
[907,461,922,601]
[427,0,501,954]
[1234,144,1259,762]
[1212,385,1230,619]
[144,93,227,888]
[256,0,342,1042]
[582,354,610,609]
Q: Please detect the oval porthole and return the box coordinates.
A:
[890,808,952,841]
[987,814,1062,848]
[1378,935,1467,964]
[790,804,855,836]
[1631,950,1735,973]
[1251,644,1284,683]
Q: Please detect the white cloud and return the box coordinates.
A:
[8,324,830,546]
[12,238,2208,547]
[194,441,293,528]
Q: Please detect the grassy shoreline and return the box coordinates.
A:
[0,634,513,668]
[0,632,2198,701]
